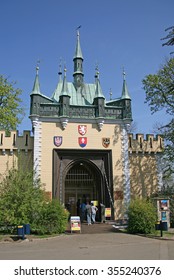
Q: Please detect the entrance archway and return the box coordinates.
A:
[64,159,102,217]
[53,149,113,219]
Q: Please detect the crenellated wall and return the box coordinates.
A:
[128,134,164,199]
[128,133,163,154]
[0,131,34,177]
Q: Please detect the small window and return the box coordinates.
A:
[140,137,142,148]
[129,136,132,148]
[0,134,3,145]
[25,134,28,146]
[13,134,16,146]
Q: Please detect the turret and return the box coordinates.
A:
[30,65,42,116]
[121,70,132,120]
[73,29,84,88]
[59,68,70,116]
[93,67,105,117]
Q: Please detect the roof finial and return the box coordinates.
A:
[76,25,82,36]
[58,57,62,76]
[64,65,67,77]
[109,88,112,100]
[36,59,40,74]
[122,66,126,81]
[95,63,99,79]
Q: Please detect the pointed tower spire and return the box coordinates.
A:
[74,26,83,59]
[31,62,41,95]
[73,27,84,88]
[51,58,63,102]
[121,68,131,99]
[94,68,105,99]
[60,67,69,96]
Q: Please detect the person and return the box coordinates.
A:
[100,202,105,223]
[76,199,81,216]
[80,201,86,222]
[86,201,92,225]
[91,202,98,223]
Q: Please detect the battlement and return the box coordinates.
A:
[0,130,34,154]
[128,133,163,154]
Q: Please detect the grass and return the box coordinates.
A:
[117,228,174,239]
[0,232,62,242]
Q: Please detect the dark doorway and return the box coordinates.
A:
[53,149,113,219]
[65,160,101,216]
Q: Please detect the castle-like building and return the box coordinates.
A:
[0,31,163,221]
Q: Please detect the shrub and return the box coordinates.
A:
[127,198,157,234]
[0,168,69,235]
[32,199,69,235]
[0,168,45,226]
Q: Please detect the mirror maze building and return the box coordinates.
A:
[0,32,164,221]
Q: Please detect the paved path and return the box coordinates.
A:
[0,223,174,260]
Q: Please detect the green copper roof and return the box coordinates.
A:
[30,66,41,95]
[51,80,97,106]
[121,72,131,99]
[94,77,105,99]
[73,30,83,60]
[60,69,70,97]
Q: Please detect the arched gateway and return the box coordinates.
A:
[53,149,113,220]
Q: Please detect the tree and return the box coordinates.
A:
[142,57,174,176]
[0,167,69,235]
[0,167,46,226]
[0,75,24,133]
[143,28,174,225]
[162,26,174,47]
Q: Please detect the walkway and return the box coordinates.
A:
[0,222,174,260]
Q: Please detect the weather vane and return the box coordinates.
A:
[76,25,82,30]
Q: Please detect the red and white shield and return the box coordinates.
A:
[78,125,87,135]
[78,137,87,148]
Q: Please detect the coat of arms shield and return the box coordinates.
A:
[102,138,110,148]
[78,137,87,148]
[78,125,87,135]
[54,136,63,147]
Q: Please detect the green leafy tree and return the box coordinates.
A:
[0,75,24,133]
[162,26,174,48]
[0,168,46,226]
[143,28,174,219]
[0,167,69,235]
[127,198,157,234]
[142,57,174,176]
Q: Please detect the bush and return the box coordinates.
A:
[32,199,69,235]
[0,168,69,235]
[0,168,46,226]
[127,198,157,234]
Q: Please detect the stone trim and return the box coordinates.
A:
[32,119,42,179]
[155,153,163,192]
[121,124,131,214]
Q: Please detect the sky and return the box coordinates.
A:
[0,0,173,135]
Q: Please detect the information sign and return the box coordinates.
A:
[70,216,81,233]
[105,208,111,218]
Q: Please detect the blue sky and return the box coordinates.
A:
[0,0,173,134]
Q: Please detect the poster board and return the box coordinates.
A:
[70,216,81,233]
[105,208,111,218]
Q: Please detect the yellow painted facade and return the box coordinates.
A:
[0,126,163,221]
